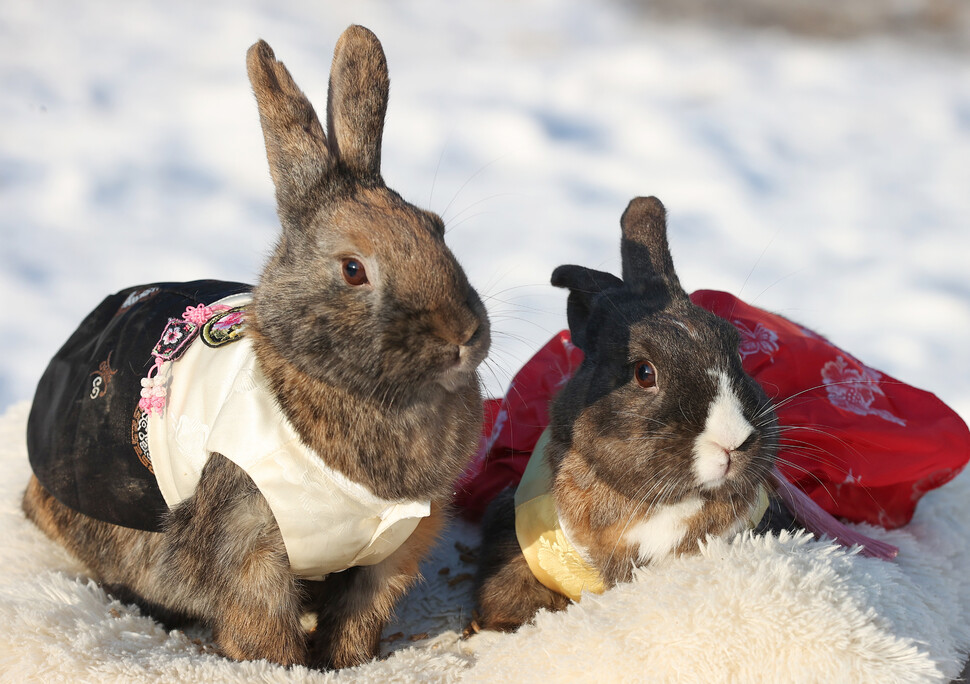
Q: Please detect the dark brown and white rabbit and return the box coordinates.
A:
[22,26,490,669]
[474,196,777,631]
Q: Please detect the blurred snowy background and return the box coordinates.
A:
[2,0,969,420]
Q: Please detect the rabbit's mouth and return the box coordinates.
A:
[434,318,490,391]
[436,347,484,391]
[436,349,487,393]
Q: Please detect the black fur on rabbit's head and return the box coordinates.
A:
[474,197,778,632]
[546,196,778,582]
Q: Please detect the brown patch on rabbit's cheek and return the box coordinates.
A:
[567,407,652,500]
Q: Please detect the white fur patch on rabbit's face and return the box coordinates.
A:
[692,371,755,488]
[625,497,705,564]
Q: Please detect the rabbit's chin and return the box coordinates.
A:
[435,364,479,393]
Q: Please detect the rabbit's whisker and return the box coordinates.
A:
[440,157,502,223]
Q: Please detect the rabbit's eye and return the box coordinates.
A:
[634,360,657,389]
[341,258,368,286]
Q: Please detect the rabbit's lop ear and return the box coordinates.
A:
[620,196,684,296]
[247,40,333,204]
[326,25,389,180]
[551,265,623,352]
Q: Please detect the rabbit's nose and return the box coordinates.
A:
[458,320,483,348]
[718,447,733,477]
[437,324,479,355]
[432,304,484,346]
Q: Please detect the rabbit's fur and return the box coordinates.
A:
[475,197,777,631]
[23,26,490,669]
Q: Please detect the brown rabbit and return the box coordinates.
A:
[23,26,490,669]
[474,197,777,631]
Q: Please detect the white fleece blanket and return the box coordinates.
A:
[1,401,968,683]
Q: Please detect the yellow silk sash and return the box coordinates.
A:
[514,430,606,602]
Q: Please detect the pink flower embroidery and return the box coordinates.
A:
[211,311,244,331]
[140,302,236,417]
[821,356,905,426]
[734,320,779,360]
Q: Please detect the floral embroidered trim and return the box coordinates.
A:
[153,319,198,360]
[130,405,153,473]
[735,320,779,360]
[138,303,231,416]
[821,355,906,426]
[201,307,247,347]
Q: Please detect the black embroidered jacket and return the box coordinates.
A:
[27,280,251,532]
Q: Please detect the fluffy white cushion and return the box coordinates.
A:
[1,402,967,682]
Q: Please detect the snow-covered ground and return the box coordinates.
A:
[2,0,969,423]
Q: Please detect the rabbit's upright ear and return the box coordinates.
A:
[247,40,333,209]
[326,25,389,180]
[620,196,684,296]
[551,265,623,352]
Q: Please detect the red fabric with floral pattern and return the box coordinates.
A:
[454,290,970,529]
